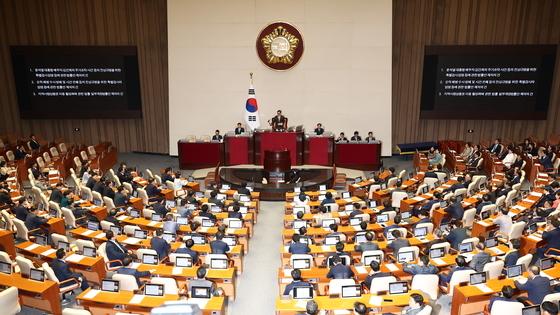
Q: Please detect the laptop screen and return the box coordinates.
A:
[142,254,158,265]
[459,242,473,253]
[294,187,301,193]
[397,251,415,263]
[540,258,555,270]
[319,185,327,191]
[165,200,176,209]
[350,217,362,226]
[342,192,351,199]
[35,234,48,246]
[223,236,237,247]
[191,286,211,299]
[87,221,100,231]
[507,265,523,278]
[469,272,487,285]
[144,284,164,296]
[389,281,408,294]
[401,211,412,220]
[325,235,340,245]
[175,256,193,267]
[345,204,354,211]
[191,235,206,245]
[363,255,382,265]
[369,200,377,208]
[322,219,336,228]
[228,220,243,229]
[210,258,228,269]
[201,219,214,227]
[293,220,307,230]
[162,232,175,243]
[429,247,445,259]
[110,226,122,235]
[239,206,248,214]
[355,233,367,244]
[522,305,541,315]
[292,286,313,299]
[0,261,11,274]
[176,217,188,225]
[377,214,389,223]
[129,209,140,218]
[58,241,70,251]
[341,285,361,298]
[151,213,162,222]
[221,184,230,190]
[354,177,363,184]
[292,258,311,270]
[481,210,491,220]
[239,195,250,202]
[101,279,119,292]
[83,246,96,258]
[485,237,498,248]
[414,227,428,237]
[30,268,45,282]
[134,230,148,239]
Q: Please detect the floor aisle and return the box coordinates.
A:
[229,201,284,315]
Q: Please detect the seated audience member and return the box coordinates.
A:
[175,238,199,263]
[24,207,48,233]
[362,260,393,289]
[355,232,379,252]
[14,145,29,160]
[365,131,376,143]
[210,232,230,254]
[326,255,354,279]
[212,130,223,142]
[150,229,171,261]
[228,205,243,220]
[161,167,174,184]
[152,198,169,217]
[49,182,64,204]
[388,229,410,255]
[50,248,90,291]
[502,147,517,168]
[162,213,178,234]
[237,182,251,196]
[475,194,492,215]
[13,197,30,221]
[403,255,438,275]
[351,131,362,141]
[349,202,364,218]
[514,265,552,304]
[105,230,133,267]
[294,192,310,206]
[312,206,331,227]
[326,223,347,242]
[488,285,516,312]
[335,132,349,143]
[320,192,336,206]
[314,123,324,136]
[503,239,521,268]
[401,293,427,315]
[460,142,473,159]
[469,242,491,272]
[187,267,216,296]
[117,256,152,286]
[208,190,224,208]
[289,234,310,254]
[383,215,402,237]
[28,134,40,150]
[199,204,217,222]
[145,178,161,198]
[326,242,351,265]
[445,220,468,250]
[489,139,502,155]
[439,256,471,284]
[283,269,314,296]
[444,197,465,222]
[493,208,513,238]
[304,300,319,315]
[424,165,437,178]
[234,122,245,135]
[542,301,559,315]
[534,217,560,262]
[104,209,120,225]
[117,162,133,184]
[103,180,116,199]
[114,185,129,207]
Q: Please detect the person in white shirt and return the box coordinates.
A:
[294,192,310,206]
[493,208,513,237]
[502,147,517,168]
[460,143,473,159]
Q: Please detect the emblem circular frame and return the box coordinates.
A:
[256,22,304,71]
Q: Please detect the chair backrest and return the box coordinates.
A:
[15,256,34,275]
[417,305,433,315]
[123,182,134,194]
[387,177,398,188]
[461,237,480,247]
[80,151,88,161]
[448,269,476,296]
[370,276,397,293]
[325,203,339,212]
[391,191,408,208]
[411,274,439,300]
[169,253,196,265]
[385,210,397,221]
[145,169,154,179]
[423,177,439,189]
[74,156,82,169]
[75,239,96,253]
[480,204,497,216]
[58,143,67,154]
[466,182,478,196]
[137,188,149,206]
[0,251,13,265]
[416,184,428,195]
[542,292,560,305]
[103,197,116,212]
[462,208,477,228]
[123,225,141,236]
[51,233,69,247]
[454,188,467,198]
[0,286,21,315]
[495,195,506,208]
[430,242,451,254]
[509,222,526,240]
[36,156,45,168]
[6,150,14,162]
[1,210,14,231]
[50,147,59,158]
[328,278,357,295]
[112,273,139,291]
[100,220,115,231]
[42,262,60,283]
[62,308,92,315]
[137,248,158,261]
[154,175,162,186]
[92,191,104,205]
[81,187,93,201]
[87,146,96,157]
[43,152,51,164]
[483,260,505,279]
[12,218,29,241]
[415,222,434,234]
[49,201,62,217]
[516,254,533,270]
[150,277,179,295]
[490,300,524,315]
[398,170,406,179]
[61,207,77,228]
[142,208,155,219]
[98,242,109,263]
[166,180,175,191]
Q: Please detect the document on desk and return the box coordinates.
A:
[83,289,100,299]
[94,232,106,239]
[385,263,399,272]
[344,198,354,203]
[81,230,95,236]
[488,247,504,255]
[172,267,183,275]
[528,234,542,242]
[432,258,446,266]
[322,245,332,252]
[283,269,293,277]
[65,254,85,263]
[41,248,56,256]
[369,296,383,306]
[474,284,494,293]
[188,298,209,309]
[199,227,209,233]
[148,221,158,227]
[355,266,368,274]
[129,294,145,304]
[24,243,40,251]
[530,192,543,198]
[226,228,235,234]
[123,237,141,245]
[412,196,425,202]
[295,299,308,309]
[117,215,129,221]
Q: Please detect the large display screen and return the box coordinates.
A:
[420,45,556,120]
[11,46,142,119]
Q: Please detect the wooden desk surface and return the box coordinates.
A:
[134,262,236,280]
[0,272,58,293]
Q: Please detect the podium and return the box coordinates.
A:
[253,131,303,165]
[264,150,291,182]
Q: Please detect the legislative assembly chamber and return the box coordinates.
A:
[1,0,560,315]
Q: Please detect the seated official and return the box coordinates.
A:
[289,234,311,254]
[210,232,230,254]
[493,208,513,238]
[314,123,324,136]
[161,167,174,184]
[350,131,362,141]
[365,131,376,143]
[320,192,335,206]
[312,206,331,227]
[234,122,245,135]
[355,232,379,252]
[534,217,560,262]
[237,182,251,195]
[24,207,48,233]
[362,260,393,290]
[199,204,217,221]
[29,134,41,150]
[294,192,310,206]
[326,224,347,243]
[187,267,216,296]
[152,199,169,217]
[162,214,178,234]
[429,148,443,166]
[326,242,352,265]
[50,248,90,291]
[445,220,468,250]
[117,162,133,184]
[150,229,171,261]
[208,190,224,208]
[269,110,287,132]
[114,185,130,207]
[103,181,116,199]
[424,165,438,179]
[444,197,465,222]
[542,302,559,315]
[503,239,521,268]
[117,256,152,286]
[488,285,516,312]
[326,255,354,279]
[283,269,314,296]
[420,192,442,213]
[514,265,552,304]
[228,205,243,220]
[177,198,194,218]
[349,203,364,218]
[335,132,349,143]
[301,300,319,315]
[105,230,133,267]
[469,242,491,272]
[402,293,427,315]
[403,255,438,275]
[475,194,492,215]
[439,256,471,284]
[388,230,410,255]
[383,215,402,237]
[212,130,223,142]
[175,238,199,263]
[104,209,120,225]
[13,197,30,221]
[49,182,64,204]
[145,178,161,198]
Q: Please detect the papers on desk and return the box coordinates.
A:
[199,227,209,233]
[172,267,183,275]
[528,234,543,242]
[507,212,517,218]
[478,221,492,227]
[522,198,534,204]
[333,310,352,315]
[295,299,308,309]
[512,205,526,211]
[412,196,425,202]
[344,198,354,203]
[123,237,141,245]
[432,258,446,266]
[385,263,399,272]
[129,294,145,304]
[117,215,129,221]
[81,230,95,236]
[424,193,433,198]
[281,278,291,284]
[369,296,383,306]
[148,221,158,227]
[83,289,100,299]
[94,233,106,239]
[474,284,494,294]
[41,248,56,256]
[487,247,504,255]
[352,184,360,188]
[530,192,543,198]
[24,243,40,251]
[283,269,293,277]
[187,298,209,310]
[65,254,85,263]
[355,266,368,274]
[226,228,235,234]
[322,245,332,252]
[129,262,140,269]
[284,246,289,253]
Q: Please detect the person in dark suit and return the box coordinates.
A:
[288,234,311,254]
[362,260,392,289]
[13,197,30,221]
[349,203,364,218]
[314,123,324,136]
[113,186,129,207]
[152,199,169,217]
[237,182,251,196]
[175,239,199,263]
[269,110,287,132]
[424,165,438,179]
[476,194,492,215]
[210,232,230,254]
[383,215,402,237]
[388,230,410,255]
[211,130,223,141]
[116,256,152,286]
[105,209,120,225]
[445,197,464,221]
[439,256,471,284]
[535,217,560,261]
[504,239,521,268]
[539,150,554,170]
[199,204,217,222]
[320,192,336,206]
[145,178,161,198]
[49,183,64,204]
[446,220,469,250]
[105,230,131,267]
[117,162,133,183]
[326,255,354,279]
[351,131,362,141]
[161,167,174,184]
[208,190,224,208]
[488,285,516,312]
[489,139,502,155]
[365,131,376,143]
[469,242,491,272]
[28,134,41,151]
[24,207,48,232]
[445,177,466,193]
[542,301,559,315]
[92,179,106,196]
[421,192,442,213]
[103,181,115,199]
[50,249,90,290]
[355,232,379,252]
[514,265,552,304]
[14,145,28,160]
[326,242,352,265]
[335,132,349,143]
[150,229,170,261]
[234,123,245,135]
[283,269,314,296]
[86,175,98,190]
[228,205,243,220]
[403,255,438,275]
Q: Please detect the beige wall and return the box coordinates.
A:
[168,0,392,156]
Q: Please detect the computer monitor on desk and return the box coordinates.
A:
[101,279,120,292]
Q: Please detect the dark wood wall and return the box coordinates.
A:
[393,0,560,147]
[0,0,169,153]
